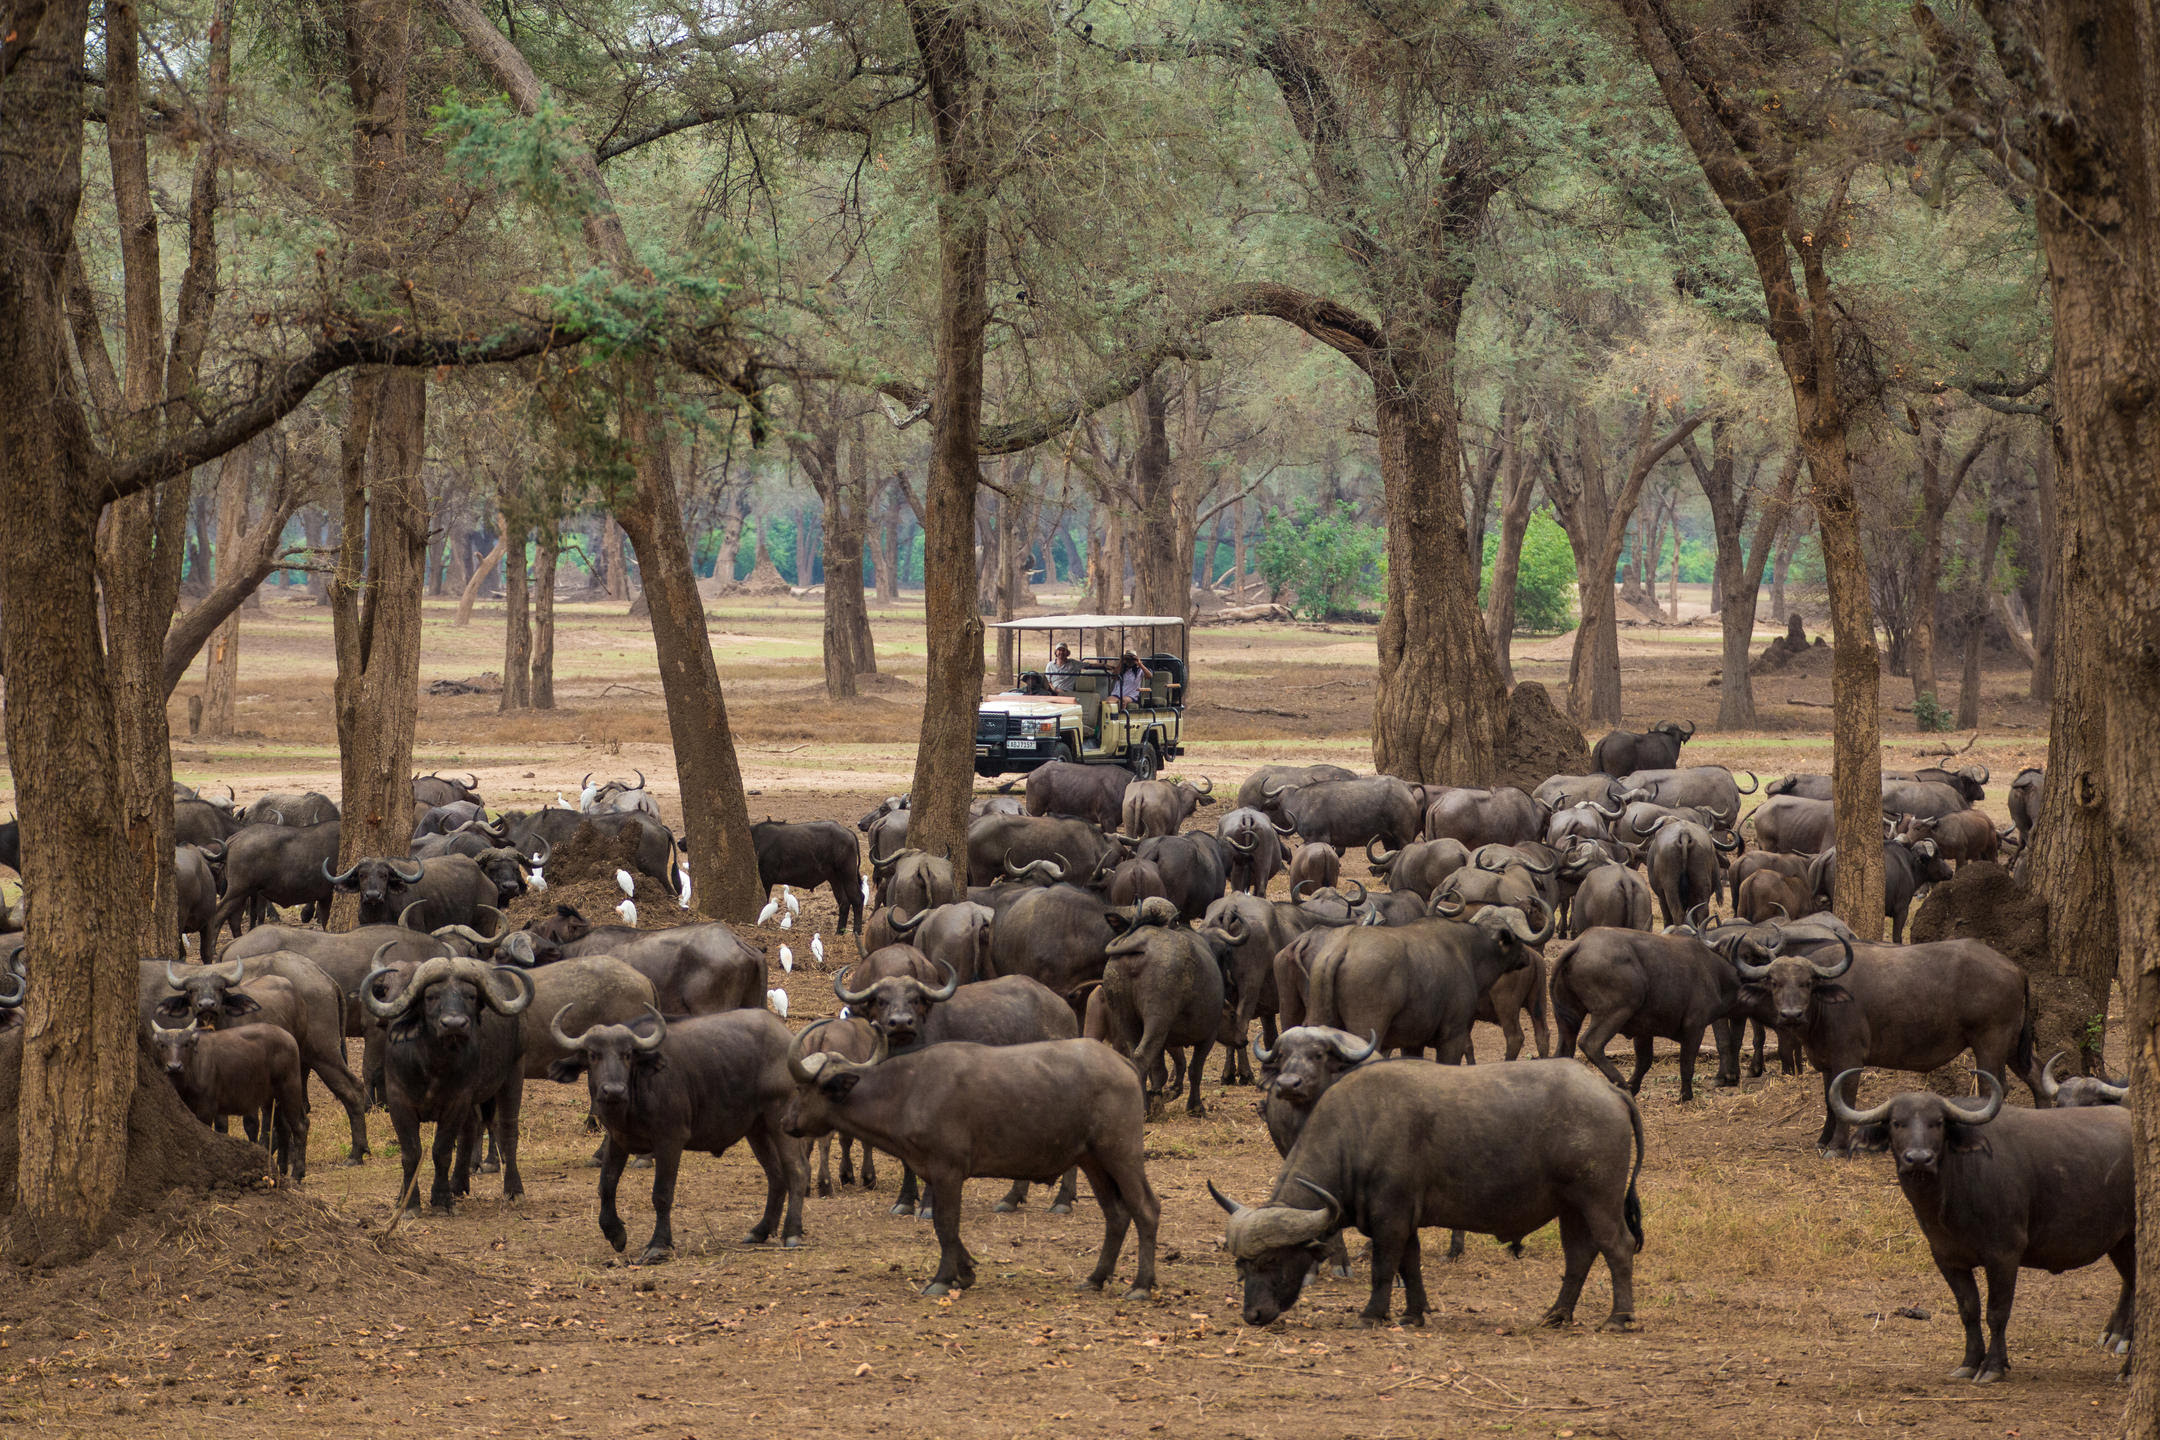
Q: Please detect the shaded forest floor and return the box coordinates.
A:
[0,588,2106,1438]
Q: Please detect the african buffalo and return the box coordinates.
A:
[1025,760,1133,832]
[1217,807,1286,895]
[1590,720,1692,776]
[153,1020,309,1181]
[1749,795,1836,855]
[1618,765,1753,823]
[2038,1051,2127,1108]
[751,820,865,934]
[412,772,483,809]
[210,819,342,933]
[1238,764,1359,822]
[1211,1058,1643,1328]
[1830,1071,2131,1382]
[1891,811,1998,868]
[966,813,1124,887]
[1120,776,1215,838]
[1265,776,1424,850]
[1097,902,1228,1116]
[1285,842,1340,897]
[1421,786,1543,850]
[1133,831,1230,920]
[1805,840,1951,943]
[2009,768,2044,848]
[1365,836,1470,900]
[871,847,961,913]
[1306,906,1550,1064]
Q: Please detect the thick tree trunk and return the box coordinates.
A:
[873,483,901,602]
[1129,376,1185,619]
[200,444,250,737]
[600,513,626,600]
[500,520,530,711]
[1769,524,1799,621]
[2029,441,2057,701]
[530,531,557,709]
[714,502,746,587]
[1807,431,1886,940]
[1369,358,1507,785]
[1484,419,1535,686]
[1689,433,1798,731]
[820,444,875,699]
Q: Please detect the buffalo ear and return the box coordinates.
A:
[546,1057,588,1084]
[154,997,190,1019]
[1813,983,1853,1005]
[1735,983,1768,1003]
[820,1072,862,1101]
[222,993,262,1017]
[1850,1121,1891,1153]
[1949,1125,1993,1156]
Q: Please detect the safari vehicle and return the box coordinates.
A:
[975,615,1189,780]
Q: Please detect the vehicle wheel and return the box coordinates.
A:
[1054,742,1075,764]
[1131,739,1159,781]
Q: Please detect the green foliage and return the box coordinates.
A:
[1256,501,1385,620]
[1482,511,1577,636]
[1912,694,1957,732]
[434,91,597,215]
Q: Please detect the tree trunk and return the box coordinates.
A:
[2029,440,2057,701]
[899,0,993,870]
[200,444,251,737]
[1369,354,1508,785]
[1909,422,1991,710]
[715,501,746,587]
[1230,496,1247,599]
[530,530,557,708]
[1687,429,1798,730]
[1484,413,1535,685]
[1956,506,2005,731]
[454,534,507,625]
[819,426,877,699]
[500,519,530,711]
[1808,429,1886,941]
[874,483,901,602]
[1769,523,1799,621]
[1128,376,1186,620]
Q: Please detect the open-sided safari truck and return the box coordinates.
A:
[974,615,1188,780]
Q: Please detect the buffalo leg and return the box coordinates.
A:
[1362,1224,1408,1323]
[743,1121,805,1246]
[277,1073,310,1185]
[430,1111,465,1212]
[920,1175,975,1297]
[1447,1229,1465,1259]
[1627,1036,1657,1095]
[1396,1232,1429,1326]
[892,1163,921,1216]
[596,1136,630,1252]
[388,1100,424,1212]
[1712,1018,1741,1090]
[994,1179,1031,1213]
[1575,1014,1629,1090]
[1085,1148,1158,1298]
[637,1139,685,1263]
[2104,1240,2135,1359]
[1944,1265,1987,1378]
[310,1052,370,1163]
[1325,1232,1352,1279]
[1543,1209,1600,1327]
[1675,1026,1701,1102]
[1185,1037,1212,1115]
[1818,1071,1858,1155]
[1075,1157,1133,1294]
[1973,1260,2017,1382]
[1748,1019,1767,1079]
[816,1136,835,1197]
[492,1074,525,1202]
[1053,1164,1077,1213]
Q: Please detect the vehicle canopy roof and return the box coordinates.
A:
[988,614,1185,630]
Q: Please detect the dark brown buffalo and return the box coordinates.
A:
[1879,777,1972,820]
[1891,810,1998,868]
[1736,931,2040,1153]
[1552,927,1744,1101]
[1211,1059,1642,1328]
[983,883,1116,1016]
[799,1017,882,1194]
[1830,1071,2132,1382]
[751,819,864,934]
[1640,816,1735,927]
[1735,868,1811,923]
[1199,893,1314,1084]
[1252,1025,1377,1276]
[1568,862,1655,935]
[2008,767,2044,848]
[519,914,767,1014]
[210,819,342,933]
[1617,765,1754,821]
[1106,857,1168,905]
[1098,903,1227,1116]
[1806,840,1951,943]
[1365,836,1470,899]
[153,1020,309,1181]
[1217,806,1286,895]
[1748,795,1836,855]
[1266,776,1424,850]
[412,772,483,809]
[2038,1050,2127,1108]
[966,812,1125,887]
[884,902,996,985]
[549,1006,805,1263]
[1420,786,1543,850]
[1133,831,1229,920]
[1119,776,1215,838]
[1237,764,1359,822]
[784,1030,1160,1298]
[1024,760,1133,832]
[870,847,962,912]
[1589,720,1691,777]
[1285,842,1340,897]
[1306,907,1550,1063]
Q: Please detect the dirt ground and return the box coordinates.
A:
[0,586,2117,1439]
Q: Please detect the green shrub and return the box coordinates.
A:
[1482,510,1577,635]
[1255,501,1386,620]
[1912,693,1957,732]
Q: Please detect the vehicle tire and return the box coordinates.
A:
[1054,742,1075,764]
[1131,739,1159,781]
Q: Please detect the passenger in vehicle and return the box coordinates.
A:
[1110,650,1152,703]
[1047,643,1081,695]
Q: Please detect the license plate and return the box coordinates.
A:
[1007,739,1037,750]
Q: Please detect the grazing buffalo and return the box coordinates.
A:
[1265,776,1424,850]
[1211,1059,1643,1328]
[1749,795,1836,855]
[1306,907,1550,1064]
[1097,903,1228,1116]
[1120,777,1214,838]
[784,1030,1160,1299]
[1365,836,1470,900]
[412,772,483,809]
[1025,760,1134,832]
[1421,786,1544,850]
[153,1020,310,1181]
[582,770,660,817]
[1534,773,1626,811]
[1237,764,1359,822]
[1590,720,1692,777]
[1765,773,1833,800]
[246,790,340,827]
[1831,1071,2132,1382]
[210,820,342,933]
[1252,1025,1378,1276]
[1554,927,1745,1101]
[2038,1051,2128,1108]
[751,820,865,934]
[966,813,1125,887]
[1217,807,1285,895]
[550,1006,806,1263]
[1618,766,1753,824]
[884,902,997,985]
[2009,768,2045,848]
[1285,843,1341,897]
[362,957,534,1212]
[1735,931,2040,1153]
[1879,778,1972,820]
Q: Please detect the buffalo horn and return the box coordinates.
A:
[363,957,450,1020]
[323,858,360,886]
[390,858,426,883]
[473,904,503,938]
[1954,1070,2006,1124]
[464,773,480,790]
[888,906,928,936]
[1220,1186,1339,1259]
[1272,823,1298,839]
[165,960,191,991]
[1735,770,1759,795]
[1808,933,1854,980]
[477,961,534,1016]
[1506,901,1554,946]
[1365,836,1399,869]
[629,1005,666,1051]
[1679,720,1696,739]
[632,769,646,789]
[1290,878,1316,902]
[2093,1076,2131,1102]
[1249,1034,1275,1065]
[786,1018,834,1083]
[920,959,961,1002]
[432,923,500,952]
[1343,879,1367,905]
[1328,1028,1380,1063]
[2039,1051,2067,1103]
[1430,895,1465,918]
[1191,776,1214,796]
[1630,812,1663,837]
[0,969,24,1007]
[1259,780,1291,799]
[1825,1068,1896,1127]
[399,900,431,931]
[833,966,878,1005]
[549,1003,588,1053]
[1214,913,1248,946]
[368,939,405,971]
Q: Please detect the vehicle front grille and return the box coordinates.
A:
[976,713,1013,743]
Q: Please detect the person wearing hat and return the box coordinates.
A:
[1046,642,1082,695]
[1109,649,1152,703]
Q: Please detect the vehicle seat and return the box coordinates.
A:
[1147,669,1170,706]
[1146,652,1187,702]
[1074,674,1103,745]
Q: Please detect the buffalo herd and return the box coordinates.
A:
[0,743,2129,1388]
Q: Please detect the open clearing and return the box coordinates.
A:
[0,590,2109,1439]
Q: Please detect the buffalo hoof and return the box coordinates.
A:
[477,1158,500,1175]
[1598,1315,1637,1333]
[633,1246,674,1266]
[1122,1286,1152,1301]
[1049,1202,1073,1216]
[742,1230,771,1245]
[1329,1264,1352,1280]
[430,1200,457,1217]
[817,1183,834,1198]
[1972,1367,2004,1384]
[918,1206,936,1222]
[1358,1313,1392,1328]
[993,1200,1020,1214]
[1400,1312,1428,1328]
[1074,1278,1104,1293]
[629,1156,654,1170]
[1539,1308,1574,1329]
[890,1202,917,1217]
[782,1234,802,1249]
[921,1281,954,1298]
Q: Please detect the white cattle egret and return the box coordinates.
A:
[678,872,693,907]
[616,869,636,897]
[617,898,638,926]
[810,934,825,966]
[861,877,873,907]
[580,783,598,811]
[768,988,789,1018]
[783,886,800,916]
[779,945,794,973]
[779,912,793,931]
[531,870,548,891]
[757,899,779,925]
[556,792,571,808]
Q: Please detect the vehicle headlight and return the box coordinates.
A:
[1026,717,1059,737]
